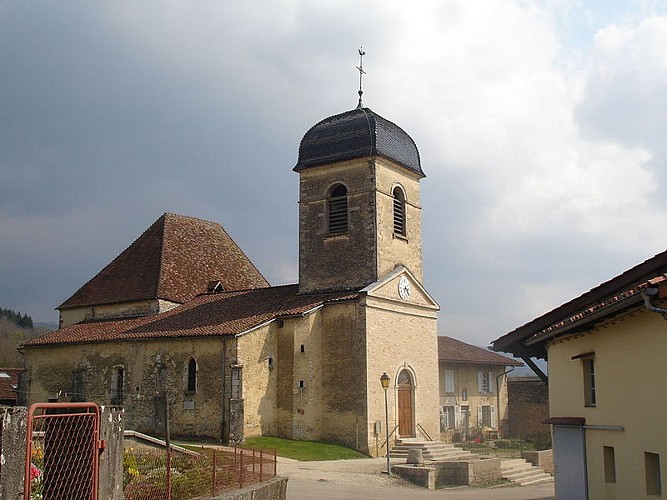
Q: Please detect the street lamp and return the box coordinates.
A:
[380,372,392,476]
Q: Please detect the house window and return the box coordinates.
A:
[645,452,661,495]
[186,358,197,393]
[111,367,124,406]
[478,371,493,394]
[444,369,455,394]
[441,406,456,430]
[231,367,242,400]
[583,357,596,407]
[478,405,497,428]
[393,186,406,236]
[71,369,86,402]
[604,446,616,484]
[328,184,348,234]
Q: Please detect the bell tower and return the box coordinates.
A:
[293,107,425,293]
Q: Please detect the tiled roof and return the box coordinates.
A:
[0,368,22,401]
[493,247,667,358]
[27,285,358,347]
[438,336,522,366]
[59,213,269,310]
[294,107,424,177]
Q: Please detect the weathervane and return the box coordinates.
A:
[356,47,366,109]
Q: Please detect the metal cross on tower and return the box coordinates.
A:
[356,47,366,108]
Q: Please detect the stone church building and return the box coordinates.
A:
[22,105,441,456]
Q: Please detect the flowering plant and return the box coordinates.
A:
[30,446,44,500]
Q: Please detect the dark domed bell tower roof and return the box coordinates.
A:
[293,107,424,177]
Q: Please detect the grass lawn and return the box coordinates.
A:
[244,436,369,461]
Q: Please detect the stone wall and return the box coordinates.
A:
[297,158,424,294]
[213,477,287,500]
[522,449,554,474]
[394,458,501,489]
[507,377,549,440]
[24,337,226,439]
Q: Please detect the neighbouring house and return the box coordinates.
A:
[0,368,22,405]
[437,336,522,442]
[21,104,442,457]
[492,250,667,499]
[507,376,549,442]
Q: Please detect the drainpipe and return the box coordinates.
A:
[642,291,667,320]
[496,366,515,436]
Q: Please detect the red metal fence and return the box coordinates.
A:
[123,445,277,499]
[24,402,102,500]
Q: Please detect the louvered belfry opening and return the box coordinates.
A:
[393,186,406,236]
[328,184,348,234]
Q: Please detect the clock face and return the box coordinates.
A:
[398,276,411,300]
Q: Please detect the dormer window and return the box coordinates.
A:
[328,184,348,234]
[393,186,406,236]
[207,280,224,293]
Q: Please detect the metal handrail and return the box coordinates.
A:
[416,423,434,441]
[380,424,400,451]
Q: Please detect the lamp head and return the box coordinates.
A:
[380,372,390,390]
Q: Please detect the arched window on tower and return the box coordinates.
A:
[186,357,197,393]
[393,186,406,236]
[328,184,348,234]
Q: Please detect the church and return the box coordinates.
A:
[22,102,441,456]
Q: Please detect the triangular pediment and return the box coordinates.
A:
[360,266,439,310]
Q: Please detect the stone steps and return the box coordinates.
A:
[389,439,477,461]
[500,458,553,485]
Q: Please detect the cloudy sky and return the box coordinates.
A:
[2,1,666,348]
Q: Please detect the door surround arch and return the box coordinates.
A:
[394,365,417,438]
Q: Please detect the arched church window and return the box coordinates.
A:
[393,186,406,236]
[328,184,348,234]
[398,369,413,386]
[187,357,197,393]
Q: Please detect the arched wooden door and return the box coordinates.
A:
[397,369,414,437]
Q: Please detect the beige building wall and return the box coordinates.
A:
[236,324,278,438]
[59,298,181,328]
[374,159,423,283]
[363,290,439,457]
[547,308,667,500]
[438,362,511,440]
[297,159,423,293]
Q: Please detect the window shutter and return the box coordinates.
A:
[490,405,497,428]
[488,371,494,393]
[477,371,484,393]
[445,370,454,393]
[477,406,483,427]
[454,405,461,430]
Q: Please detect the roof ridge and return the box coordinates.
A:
[58,214,166,309]
[155,213,170,300]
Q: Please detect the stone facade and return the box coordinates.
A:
[507,377,549,440]
[297,158,423,293]
[438,363,512,441]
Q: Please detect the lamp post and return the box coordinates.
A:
[380,372,392,476]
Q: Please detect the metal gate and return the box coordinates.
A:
[24,402,102,500]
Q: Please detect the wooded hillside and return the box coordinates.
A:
[0,308,51,367]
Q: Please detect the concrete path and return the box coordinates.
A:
[280,457,555,500]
